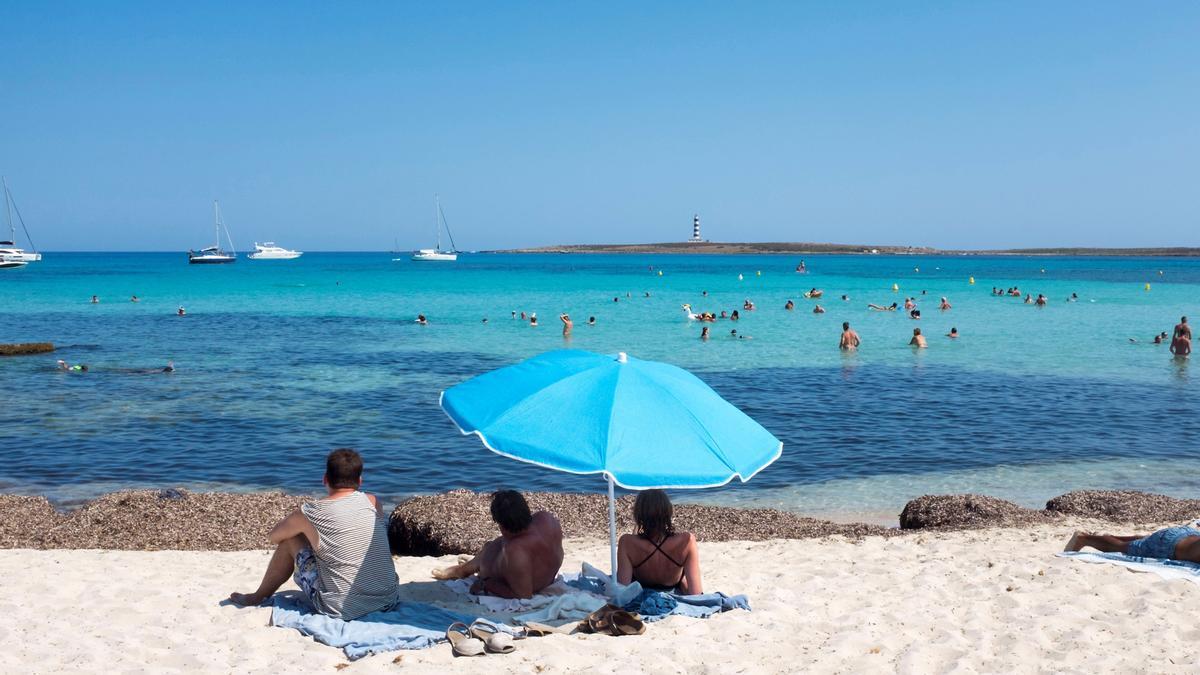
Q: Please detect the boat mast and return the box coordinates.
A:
[2,177,12,243]
[435,194,442,252]
[213,200,221,249]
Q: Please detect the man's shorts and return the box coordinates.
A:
[293,546,321,605]
[1127,526,1200,559]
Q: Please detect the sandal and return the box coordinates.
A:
[446,622,485,657]
[610,610,645,636]
[468,620,515,654]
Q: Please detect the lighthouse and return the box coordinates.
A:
[689,214,703,242]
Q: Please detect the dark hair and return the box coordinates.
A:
[326,448,363,489]
[633,489,674,539]
[842,322,849,330]
[490,490,533,533]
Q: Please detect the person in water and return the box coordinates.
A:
[560,313,573,337]
[177,306,186,316]
[939,297,951,310]
[812,304,825,314]
[947,327,959,339]
[130,295,139,302]
[90,295,99,304]
[841,294,849,302]
[785,300,794,310]
[1035,294,1047,306]
[616,490,702,594]
[1175,316,1190,339]
[867,303,897,311]
[530,313,538,326]
[700,326,710,340]
[230,449,399,619]
[1064,527,1200,563]
[730,310,740,321]
[909,309,921,320]
[1170,328,1191,358]
[587,316,596,326]
[56,360,89,372]
[839,322,861,351]
[416,314,427,325]
[910,327,927,348]
[432,490,564,599]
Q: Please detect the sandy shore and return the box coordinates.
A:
[3,519,1198,674]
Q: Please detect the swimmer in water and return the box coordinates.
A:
[1068,293,1078,302]
[867,303,898,311]
[813,304,825,314]
[947,327,959,339]
[91,295,99,304]
[1024,294,1033,304]
[743,299,755,310]
[530,313,538,326]
[416,314,428,325]
[700,326,710,340]
[841,295,849,302]
[58,360,88,372]
[177,306,186,316]
[1175,316,1191,340]
[839,322,860,351]
[560,313,573,337]
[1035,294,1047,307]
[644,292,650,298]
[939,297,951,310]
[719,310,727,319]
[785,300,794,310]
[130,295,140,303]
[1153,332,1166,344]
[909,309,921,320]
[729,329,752,340]
[588,316,596,325]
[482,318,488,324]
[730,310,740,321]
[511,311,517,319]
[910,328,927,348]
[520,311,526,320]
[163,361,175,373]
[702,291,708,297]
[904,298,915,311]
[613,297,620,303]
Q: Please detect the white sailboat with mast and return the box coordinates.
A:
[0,177,42,265]
[411,195,458,261]
[188,200,237,264]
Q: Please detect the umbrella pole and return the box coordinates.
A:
[607,474,618,589]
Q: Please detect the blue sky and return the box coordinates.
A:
[3,2,1197,251]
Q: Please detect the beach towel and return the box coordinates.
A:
[565,564,752,623]
[1058,551,1200,585]
[441,563,642,626]
[441,576,576,612]
[269,594,510,660]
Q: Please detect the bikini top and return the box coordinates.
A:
[632,533,686,586]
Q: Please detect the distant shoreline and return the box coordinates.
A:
[495,242,1200,257]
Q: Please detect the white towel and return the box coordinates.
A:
[1058,551,1200,585]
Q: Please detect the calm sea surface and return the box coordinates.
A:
[2,252,1198,521]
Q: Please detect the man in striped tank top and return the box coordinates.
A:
[230,449,400,620]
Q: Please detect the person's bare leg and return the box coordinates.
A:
[1064,531,1139,553]
[230,534,308,606]
[432,539,502,580]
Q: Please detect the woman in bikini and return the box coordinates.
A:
[616,490,703,594]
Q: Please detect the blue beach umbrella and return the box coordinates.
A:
[440,349,783,581]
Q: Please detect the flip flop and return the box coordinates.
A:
[446,622,485,657]
[468,620,515,654]
[610,610,646,636]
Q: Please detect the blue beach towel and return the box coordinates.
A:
[625,589,752,622]
[1058,551,1200,585]
[269,595,508,660]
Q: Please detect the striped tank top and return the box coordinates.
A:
[301,491,399,620]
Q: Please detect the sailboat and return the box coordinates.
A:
[188,201,237,264]
[411,195,458,261]
[0,177,42,264]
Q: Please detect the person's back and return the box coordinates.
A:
[302,491,399,619]
[513,511,564,593]
[617,490,702,594]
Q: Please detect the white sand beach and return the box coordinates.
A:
[2,521,1198,674]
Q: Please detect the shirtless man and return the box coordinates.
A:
[1175,316,1191,339]
[432,490,563,599]
[560,313,573,337]
[939,297,951,310]
[839,322,860,350]
[910,328,927,348]
[1170,328,1191,358]
[867,303,897,311]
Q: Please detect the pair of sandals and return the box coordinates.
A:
[579,604,646,636]
[446,621,516,657]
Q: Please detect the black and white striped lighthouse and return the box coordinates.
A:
[690,214,702,242]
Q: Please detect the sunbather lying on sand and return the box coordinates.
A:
[432,490,564,598]
[1064,526,1200,562]
[617,490,702,594]
[230,449,399,620]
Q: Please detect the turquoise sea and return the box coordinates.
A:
[2,253,1198,522]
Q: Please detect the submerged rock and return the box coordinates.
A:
[0,342,54,356]
[1046,490,1200,524]
[899,494,1056,530]
[388,489,890,556]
